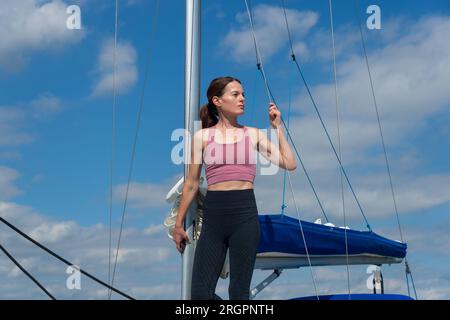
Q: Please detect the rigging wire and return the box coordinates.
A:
[244,0,275,104]
[0,243,56,300]
[405,260,418,298]
[109,0,161,298]
[280,61,293,216]
[354,0,417,299]
[286,170,320,300]
[244,0,329,223]
[108,0,119,295]
[327,0,351,298]
[244,0,320,300]
[247,0,413,300]
[279,0,372,231]
[355,0,403,242]
[0,216,134,299]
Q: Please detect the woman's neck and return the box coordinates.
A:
[216,115,240,129]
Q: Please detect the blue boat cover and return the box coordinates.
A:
[257,214,407,258]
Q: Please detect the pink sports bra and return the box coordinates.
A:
[204,126,256,186]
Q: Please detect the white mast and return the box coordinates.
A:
[182,0,201,300]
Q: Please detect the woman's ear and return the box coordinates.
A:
[212,96,221,108]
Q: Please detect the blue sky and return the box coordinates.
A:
[1,0,450,299]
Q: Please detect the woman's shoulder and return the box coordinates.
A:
[243,126,260,145]
[194,128,213,149]
[244,126,262,136]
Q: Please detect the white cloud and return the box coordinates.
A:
[298,23,361,64]
[255,168,450,224]
[113,247,171,265]
[405,220,450,255]
[0,93,64,147]
[144,224,165,236]
[130,284,180,299]
[0,199,449,299]
[248,15,450,224]
[298,16,450,127]
[91,39,138,97]
[293,42,310,60]
[29,221,77,244]
[0,200,178,299]
[32,174,45,183]
[0,152,22,161]
[0,0,85,72]
[420,285,450,300]
[30,93,62,119]
[0,107,34,146]
[113,181,168,209]
[8,257,39,278]
[222,5,318,63]
[0,166,22,200]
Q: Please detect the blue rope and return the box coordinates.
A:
[278,0,371,231]
[244,0,330,223]
[280,63,293,216]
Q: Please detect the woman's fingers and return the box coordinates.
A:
[176,238,185,253]
[177,242,184,253]
[269,103,282,128]
[269,104,280,115]
[174,230,190,253]
[269,104,281,112]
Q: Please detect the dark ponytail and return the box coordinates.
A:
[200,76,241,128]
[200,102,218,129]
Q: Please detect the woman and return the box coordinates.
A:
[173,76,297,300]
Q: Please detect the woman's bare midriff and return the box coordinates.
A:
[207,180,253,191]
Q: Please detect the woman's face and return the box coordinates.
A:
[214,81,245,116]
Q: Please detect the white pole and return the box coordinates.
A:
[182,0,201,300]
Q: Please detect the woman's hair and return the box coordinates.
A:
[200,76,241,128]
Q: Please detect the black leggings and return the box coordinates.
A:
[191,189,260,300]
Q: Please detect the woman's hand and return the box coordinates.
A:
[173,226,191,253]
[269,103,282,129]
